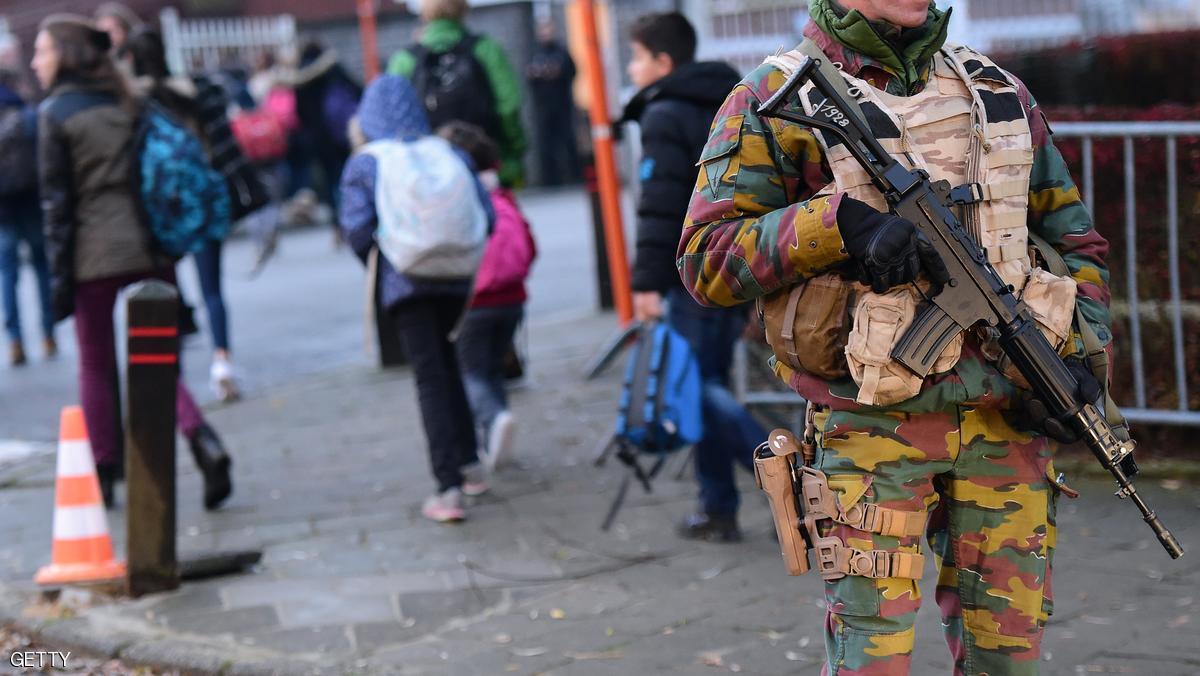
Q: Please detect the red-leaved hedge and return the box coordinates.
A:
[1044,104,1200,411]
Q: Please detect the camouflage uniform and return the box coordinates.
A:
[679,4,1112,674]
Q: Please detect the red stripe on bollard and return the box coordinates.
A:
[129,327,179,338]
[128,354,178,365]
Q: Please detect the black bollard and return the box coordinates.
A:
[584,162,615,310]
[124,280,180,596]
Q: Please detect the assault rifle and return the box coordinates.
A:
[758,57,1184,559]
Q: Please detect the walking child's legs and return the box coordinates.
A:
[73,277,124,466]
[393,297,478,492]
[0,226,20,344]
[668,290,764,517]
[193,239,229,353]
[143,266,213,438]
[14,204,56,340]
[456,305,522,436]
[176,381,205,437]
[76,269,214,466]
[695,383,763,516]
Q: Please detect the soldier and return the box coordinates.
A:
[679,1,1112,674]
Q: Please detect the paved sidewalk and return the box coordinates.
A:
[1,312,1198,675]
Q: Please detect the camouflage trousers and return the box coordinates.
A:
[813,404,1060,676]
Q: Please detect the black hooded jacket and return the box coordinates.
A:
[620,61,742,294]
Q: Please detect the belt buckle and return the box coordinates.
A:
[815,537,844,580]
[873,551,891,578]
[847,502,878,532]
[949,182,984,205]
[847,550,890,578]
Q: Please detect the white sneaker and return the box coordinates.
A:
[461,463,489,497]
[485,411,516,471]
[210,357,241,402]
[421,488,465,523]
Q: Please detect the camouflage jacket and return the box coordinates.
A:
[678,22,1113,413]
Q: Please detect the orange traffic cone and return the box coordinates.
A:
[35,406,126,586]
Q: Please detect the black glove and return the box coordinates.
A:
[1014,357,1103,443]
[836,197,950,293]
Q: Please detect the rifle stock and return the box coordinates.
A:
[758,57,1184,560]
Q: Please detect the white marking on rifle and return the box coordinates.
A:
[813,97,851,127]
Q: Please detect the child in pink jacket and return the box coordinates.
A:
[438,122,537,472]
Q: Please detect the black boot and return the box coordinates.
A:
[187,424,232,510]
[676,512,743,543]
[96,463,118,509]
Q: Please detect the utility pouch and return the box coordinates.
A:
[759,273,854,379]
[845,288,963,406]
[754,429,811,576]
[997,266,1078,387]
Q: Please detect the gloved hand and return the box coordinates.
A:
[1014,357,1103,443]
[836,196,950,293]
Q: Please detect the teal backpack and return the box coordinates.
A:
[132,103,231,258]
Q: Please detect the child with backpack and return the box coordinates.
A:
[338,76,494,523]
[437,122,537,471]
[618,13,764,542]
[33,15,233,510]
[387,0,526,188]
[126,28,270,402]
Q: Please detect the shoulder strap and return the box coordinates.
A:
[1028,230,1129,435]
[458,33,481,54]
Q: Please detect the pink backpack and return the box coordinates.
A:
[474,189,536,301]
[263,88,299,132]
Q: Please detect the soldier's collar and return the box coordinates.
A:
[808,0,951,93]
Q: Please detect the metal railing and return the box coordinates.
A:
[160,8,296,76]
[734,120,1200,427]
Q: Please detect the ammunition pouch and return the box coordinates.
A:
[845,286,963,406]
[759,273,855,380]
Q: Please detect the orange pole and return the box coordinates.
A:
[357,0,381,82]
[577,0,633,324]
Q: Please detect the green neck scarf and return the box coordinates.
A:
[810,0,952,93]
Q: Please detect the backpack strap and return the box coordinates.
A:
[1028,230,1130,437]
[644,323,670,446]
[458,32,481,54]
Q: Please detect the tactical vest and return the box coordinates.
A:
[762,44,1076,405]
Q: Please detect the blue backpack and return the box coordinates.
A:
[616,321,703,453]
[596,320,703,530]
[132,104,231,258]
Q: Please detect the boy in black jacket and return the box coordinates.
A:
[619,13,764,542]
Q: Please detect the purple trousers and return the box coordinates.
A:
[74,268,205,467]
